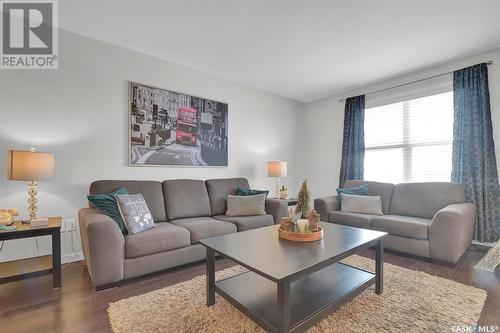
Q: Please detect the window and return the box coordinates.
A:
[364,91,453,183]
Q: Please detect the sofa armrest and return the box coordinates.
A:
[78,208,125,287]
[429,203,476,264]
[314,196,340,222]
[265,199,289,224]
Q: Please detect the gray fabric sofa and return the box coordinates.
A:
[78,178,288,289]
[314,180,476,264]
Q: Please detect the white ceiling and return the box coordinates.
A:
[60,1,500,102]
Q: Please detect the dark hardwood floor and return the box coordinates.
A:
[0,248,498,333]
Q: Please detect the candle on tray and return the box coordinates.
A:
[297,219,308,233]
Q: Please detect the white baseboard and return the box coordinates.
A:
[62,252,84,264]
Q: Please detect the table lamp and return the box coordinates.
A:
[7,149,55,221]
[268,160,287,199]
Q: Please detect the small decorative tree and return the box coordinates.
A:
[295,179,311,219]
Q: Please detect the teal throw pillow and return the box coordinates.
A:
[236,186,269,198]
[87,187,129,234]
[336,184,369,197]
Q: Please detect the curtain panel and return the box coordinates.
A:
[339,95,365,188]
[452,63,500,243]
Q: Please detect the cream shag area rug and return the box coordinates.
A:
[108,255,486,333]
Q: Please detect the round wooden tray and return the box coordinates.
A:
[278,226,323,242]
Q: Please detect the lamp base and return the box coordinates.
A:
[27,181,38,221]
[274,177,280,199]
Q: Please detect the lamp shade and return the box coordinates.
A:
[268,160,287,177]
[7,150,55,181]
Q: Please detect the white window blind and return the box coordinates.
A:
[364,91,453,184]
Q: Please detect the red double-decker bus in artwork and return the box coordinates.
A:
[176,106,198,145]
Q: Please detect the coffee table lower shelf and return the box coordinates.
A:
[215,262,375,333]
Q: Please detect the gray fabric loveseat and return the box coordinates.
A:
[314,180,476,264]
[78,178,288,289]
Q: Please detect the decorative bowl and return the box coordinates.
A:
[278,226,323,242]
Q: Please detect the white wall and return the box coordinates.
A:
[0,30,304,262]
[302,47,500,199]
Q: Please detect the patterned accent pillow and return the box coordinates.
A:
[340,193,383,215]
[115,194,156,234]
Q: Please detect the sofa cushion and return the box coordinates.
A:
[125,222,190,258]
[389,182,464,219]
[340,193,383,215]
[213,214,274,231]
[206,178,250,216]
[328,211,379,229]
[383,234,430,258]
[344,180,394,214]
[170,217,237,243]
[87,187,129,234]
[336,184,369,197]
[371,215,431,240]
[236,186,269,197]
[90,180,167,222]
[226,194,266,216]
[163,180,211,220]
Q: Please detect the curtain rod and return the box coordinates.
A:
[339,60,493,102]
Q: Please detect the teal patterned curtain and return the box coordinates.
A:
[452,63,500,243]
[339,95,365,187]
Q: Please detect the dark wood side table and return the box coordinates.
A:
[0,216,62,288]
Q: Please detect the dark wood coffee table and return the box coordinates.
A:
[199,223,387,333]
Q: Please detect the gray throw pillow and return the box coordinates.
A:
[340,193,383,215]
[115,194,157,234]
[226,193,266,216]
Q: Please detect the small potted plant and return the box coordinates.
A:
[279,185,288,199]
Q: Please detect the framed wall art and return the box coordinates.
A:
[129,82,228,166]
